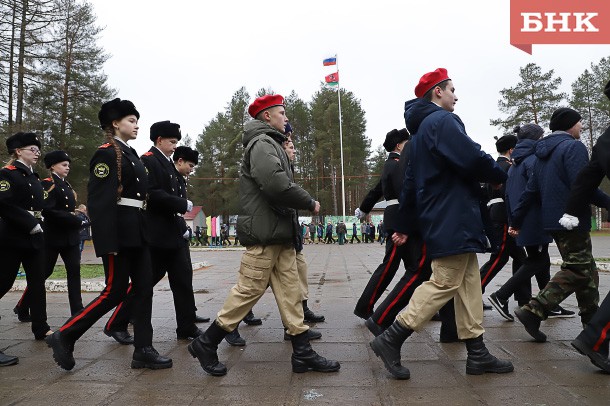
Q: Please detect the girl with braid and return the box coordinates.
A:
[47,98,172,371]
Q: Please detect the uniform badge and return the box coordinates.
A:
[94,163,110,178]
[0,180,10,192]
[44,190,49,199]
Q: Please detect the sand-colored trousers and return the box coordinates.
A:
[296,251,309,300]
[397,252,485,339]
[216,244,308,336]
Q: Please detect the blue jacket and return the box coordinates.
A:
[399,98,506,259]
[505,139,552,247]
[511,131,610,232]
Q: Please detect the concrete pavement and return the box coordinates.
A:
[1,239,609,405]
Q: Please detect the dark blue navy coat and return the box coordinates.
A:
[398,98,506,259]
[505,139,552,247]
[511,132,610,232]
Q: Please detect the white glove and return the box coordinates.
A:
[186,200,193,212]
[182,230,191,240]
[355,208,367,219]
[559,214,579,230]
[30,224,43,234]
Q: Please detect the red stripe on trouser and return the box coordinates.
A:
[593,321,610,351]
[368,244,398,312]
[481,224,507,286]
[17,287,28,307]
[105,282,132,330]
[61,254,115,332]
[378,244,427,324]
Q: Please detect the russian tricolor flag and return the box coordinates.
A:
[323,57,337,66]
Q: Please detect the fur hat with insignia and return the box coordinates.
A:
[383,128,410,152]
[6,132,41,153]
[173,146,198,165]
[150,121,181,142]
[98,98,140,130]
[43,150,71,169]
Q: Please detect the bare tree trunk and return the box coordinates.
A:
[7,0,17,125]
[15,0,28,125]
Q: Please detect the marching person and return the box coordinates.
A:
[16,150,85,318]
[0,132,51,366]
[103,121,204,343]
[489,124,573,321]
[562,80,610,372]
[370,68,513,379]
[188,94,338,376]
[354,129,410,320]
[479,135,529,310]
[47,98,171,371]
[173,146,210,325]
[510,107,610,343]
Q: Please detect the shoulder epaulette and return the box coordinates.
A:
[3,165,16,170]
[142,152,153,157]
[44,177,52,182]
[98,143,112,149]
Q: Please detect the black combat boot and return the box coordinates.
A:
[46,331,75,371]
[243,309,262,326]
[514,307,547,342]
[291,331,340,373]
[572,336,610,373]
[131,346,173,369]
[188,321,229,376]
[369,320,412,379]
[225,327,246,346]
[464,335,514,375]
[284,328,321,341]
[303,300,325,323]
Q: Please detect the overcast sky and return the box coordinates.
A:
[90,0,610,156]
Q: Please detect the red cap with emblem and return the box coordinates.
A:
[414,68,450,98]
[248,94,284,118]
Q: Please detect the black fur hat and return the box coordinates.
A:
[150,121,181,142]
[43,150,71,169]
[98,98,140,129]
[495,135,518,152]
[173,146,198,165]
[6,132,41,153]
[382,128,410,152]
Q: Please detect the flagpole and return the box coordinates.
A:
[336,55,346,221]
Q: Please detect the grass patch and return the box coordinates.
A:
[16,264,105,280]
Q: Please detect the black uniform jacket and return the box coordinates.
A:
[141,147,188,249]
[0,161,45,249]
[359,151,402,232]
[486,156,511,224]
[88,141,148,257]
[41,173,81,247]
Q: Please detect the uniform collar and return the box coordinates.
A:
[15,159,33,174]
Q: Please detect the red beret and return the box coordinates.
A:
[248,94,285,118]
[414,68,450,98]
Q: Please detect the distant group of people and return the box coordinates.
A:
[299,220,383,245]
[188,224,239,247]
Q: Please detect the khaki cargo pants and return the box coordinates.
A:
[397,252,485,339]
[216,244,309,336]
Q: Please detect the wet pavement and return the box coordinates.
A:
[1,238,610,405]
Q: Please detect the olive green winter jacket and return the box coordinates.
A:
[236,120,315,246]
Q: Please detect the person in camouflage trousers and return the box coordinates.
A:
[509,107,610,343]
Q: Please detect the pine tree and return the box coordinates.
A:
[490,63,566,131]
